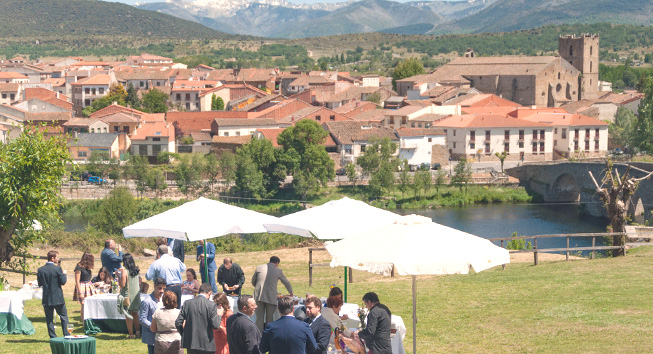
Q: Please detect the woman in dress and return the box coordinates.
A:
[92,266,113,292]
[151,291,183,354]
[119,253,142,339]
[212,292,233,354]
[74,252,95,322]
[322,295,353,348]
[181,269,200,297]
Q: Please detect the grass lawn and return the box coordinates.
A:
[2,245,653,353]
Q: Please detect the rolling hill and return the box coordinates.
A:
[0,0,236,39]
[433,0,653,34]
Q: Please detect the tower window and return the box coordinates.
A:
[590,61,592,72]
[569,46,573,56]
[590,46,593,55]
[558,73,561,80]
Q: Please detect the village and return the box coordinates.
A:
[0,34,642,176]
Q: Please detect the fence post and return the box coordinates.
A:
[566,236,569,261]
[308,249,313,287]
[533,237,538,266]
[348,267,353,283]
[501,240,506,270]
[591,237,596,259]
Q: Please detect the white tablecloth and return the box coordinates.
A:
[84,293,193,320]
[0,291,25,319]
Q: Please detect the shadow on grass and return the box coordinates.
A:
[93,333,132,341]
[6,338,49,344]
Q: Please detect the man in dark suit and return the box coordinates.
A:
[100,239,123,275]
[357,292,392,354]
[175,283,220,354]
[197,240,217,293]
[37,250,69,338]
[226,294,262,354]
[304,296,331,354]
[217,257,245,295]
[168,237,185,262]
[260,296,317,354]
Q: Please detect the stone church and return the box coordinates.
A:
[397,34,600,107]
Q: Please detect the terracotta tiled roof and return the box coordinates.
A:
[24,87,67,101]
[63,117,102,127]
[256,128,285,147]
[323,121,397,144]
[24,111,72,122]
[89,104,145,119]
[332,100,377,117]
[236,94,285,112]
[324,87,395,104]
[167,111,252,134]
[44,78,66,87]
[388,105,426,116]
[70,74,113,86]
[508,107,568,119]
[396,127,446,137]
[461,106,521,116]
[0,83,19,92]
[288,75,333,87]
[131,122,174,140]
[140,113,165,122]
[234,68,277,82]
[432,114,546,129]
[345,109,387,122]
[213,118,278,127]
[206,69,235,82]
[520,112,609,127]
[99,112,139,124]
[115,68,171,81]
[211,135,253,144]
[448,93,521,108]
[190,131,212,141]
[0,72,28,79]
[44,97,74,110]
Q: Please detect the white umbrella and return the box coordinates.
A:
[263,196,402,301]
[263,196,401,239]
[123,197,278,241]
[325,214,510,354]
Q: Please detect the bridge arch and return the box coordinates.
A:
[549,173,580,202]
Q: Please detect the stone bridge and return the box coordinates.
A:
[506,161,653,219]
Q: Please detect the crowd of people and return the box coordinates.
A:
[35,238,394,354]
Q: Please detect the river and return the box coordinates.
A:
[63,202,609,253]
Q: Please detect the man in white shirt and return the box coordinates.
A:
[146,245,186,309]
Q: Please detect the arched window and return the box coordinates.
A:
[590,46,593,55]
[558,72,561,80]
[90,128,94,133]
[569,46,573,56]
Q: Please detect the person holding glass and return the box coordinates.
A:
[181,269,200,297]
[92,267,113,293]
[151,290,183,354]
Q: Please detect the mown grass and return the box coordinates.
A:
[3,245,653,353]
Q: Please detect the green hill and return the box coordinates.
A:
[0,0,233,39]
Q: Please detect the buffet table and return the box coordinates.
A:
[50,336,96,354]
[83,293,193,333]
[0,291,35,335]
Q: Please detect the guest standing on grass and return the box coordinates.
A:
[197,240,218,293]
[218,257,245,295]
[169,237,185,262]
[305,296,331,354]
[151,291,183,354]
[140,277,167,354]
[212,292,233,354]
[251,256,293,332]
[101,239,124,275]
[260,296,317,354]
[146,245,186,309]
[37,250,70,338]
[226,295,261,354]
[73,252,96,323]
[175,283,220,354]
[356,292,392,354]
[118,253,142,339]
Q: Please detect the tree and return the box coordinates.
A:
[345,162,358,188]
[93,187,138,235]
[127,154,149,198]
[175,154,204,197]
[277,120,334,199]
[125,83,140,109]
[204,153,220,195]
[0,127,70,266]
[234,153,266,199]
[633,77,653,153]
[144,168,167,198]
[434,169,447,195]
[414,169,432,199]
[357,137,398,199]
[392,58,425,90]
[451,158,472,191]
[610,106,637,150]
[109,83,128,98]
[235,138,285,198]
[211,94,225,111]
[365,92,381,105]
[219,151,237,192]
[495,151,508,172]
[396,159,411,199]
[140,88,168,113]
[589,162,653,256]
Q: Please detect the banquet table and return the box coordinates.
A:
[50,336,96,354]
[0,291,35,335]
[83,293,193,333]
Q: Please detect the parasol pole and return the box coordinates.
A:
[412,275,417,354]
[204,245,208,284]
[344,266,348,302]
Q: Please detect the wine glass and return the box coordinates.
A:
[67,324,74,337]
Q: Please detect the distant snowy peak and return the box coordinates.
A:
[165,0,349,13]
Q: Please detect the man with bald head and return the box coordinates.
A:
[217,257,245,295]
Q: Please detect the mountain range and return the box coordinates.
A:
[137,0,495,38]
[137,0,653,38]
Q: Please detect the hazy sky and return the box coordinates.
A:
[117,0,461,5]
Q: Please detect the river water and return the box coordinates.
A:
[398,203,609,252]
[63,202,609,253]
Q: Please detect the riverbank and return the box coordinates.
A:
[3,245,653,353]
